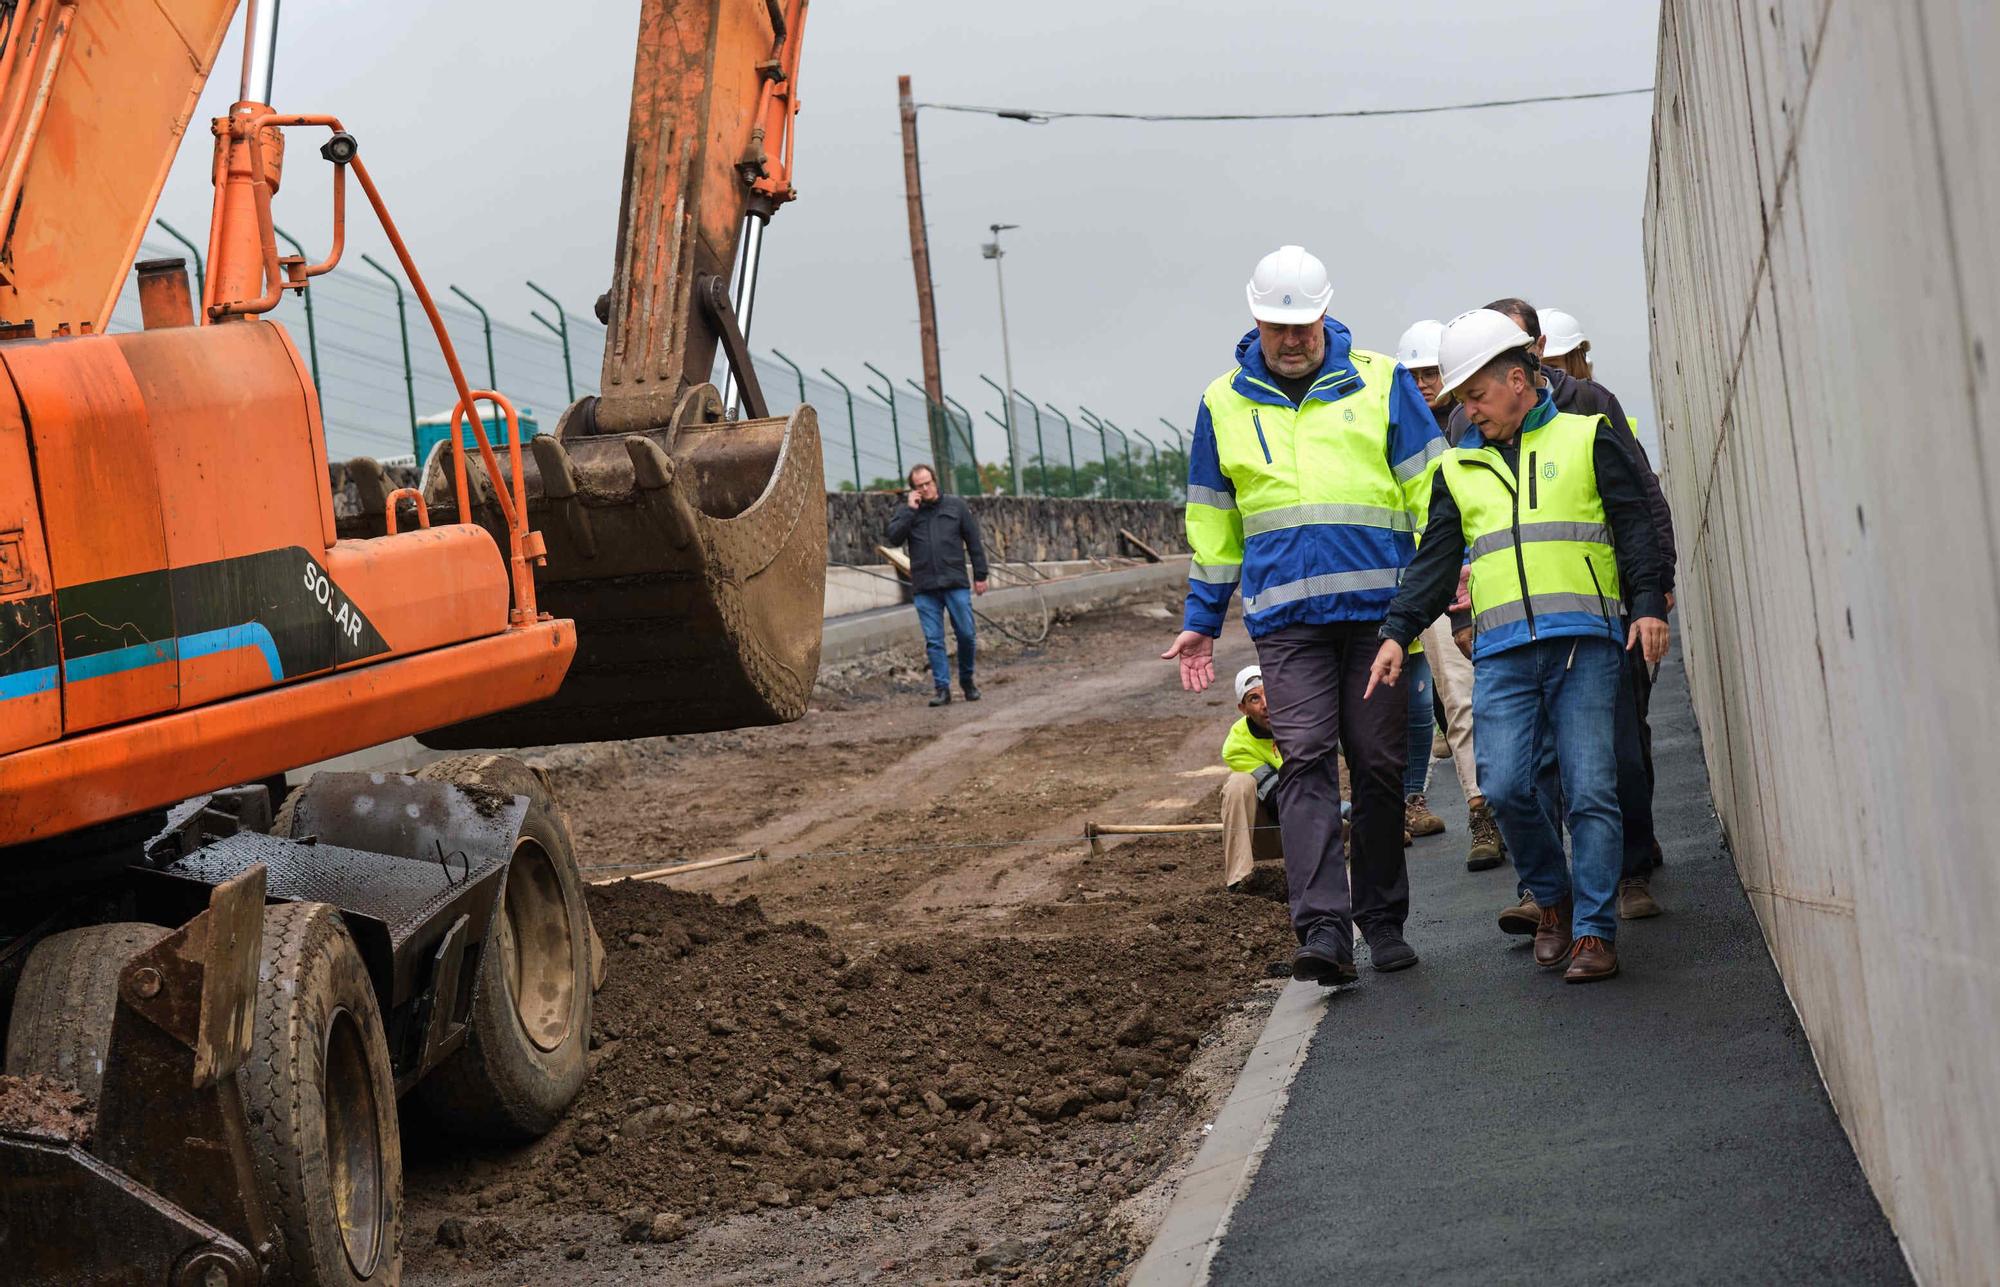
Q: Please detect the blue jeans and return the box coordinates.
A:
[913,588,976,690]
[1401,651,1434,799]
[1473,636,1624,940]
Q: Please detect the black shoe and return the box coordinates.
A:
[1364,931,1419,973]
[961,680,981,701]
[1292,927,1358,987]
[928,686,951,707]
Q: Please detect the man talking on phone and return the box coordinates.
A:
[886,463,989,706]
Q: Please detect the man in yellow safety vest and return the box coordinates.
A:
[1367,309,1669,983]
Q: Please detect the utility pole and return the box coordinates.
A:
[898,75,953,490]
[981,224,1023,494]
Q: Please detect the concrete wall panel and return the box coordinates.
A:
[1647,3,1999,1280]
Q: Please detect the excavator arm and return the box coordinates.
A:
[0,0,243,335]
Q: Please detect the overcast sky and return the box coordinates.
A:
[153,0,1663,465]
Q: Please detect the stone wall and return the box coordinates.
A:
[331,461,1187,568]
[826,492,1185,566]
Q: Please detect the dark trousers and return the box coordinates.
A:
[1613,645,1658,873]
[1254,621,1410,946]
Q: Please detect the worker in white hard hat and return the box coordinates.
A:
[1444,300,1678,928]
[1163,245,1445,985]
[1219,665,1284,888]
[1394,318,1504,874]
[1367,308,1670,983]
[1537,307,1593,381]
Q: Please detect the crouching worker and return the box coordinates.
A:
[1221,666,1284,887]
[1365,309,1668,983]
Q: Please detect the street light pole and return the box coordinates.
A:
[981,223,1023,495]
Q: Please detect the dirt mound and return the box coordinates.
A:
[419,876,1286,1243]
[0,1074,91,1142]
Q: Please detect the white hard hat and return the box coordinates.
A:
[1396,319,1444,370]
[1245,245,1332,325]
[1233,665,1265,702]
[1437,308,1532,396]
[1539,307,1586,357]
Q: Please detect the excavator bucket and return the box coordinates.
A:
[412,385,825,748]
[411,0,823,748]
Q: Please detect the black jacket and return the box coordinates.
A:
[1449,367,1677,592]
[1382,409,1669,650]
[886,495,988,593]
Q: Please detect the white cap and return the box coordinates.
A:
[1245,245,1333,325]
[1539,307,1586,357]
[1437,308,1533,396]
[1396,319,1444,370]
[1233,665,1265,702]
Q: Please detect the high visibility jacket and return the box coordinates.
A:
[1182,321,1444,638]
[1439,404,1623,661]
[1221,716,1281,775]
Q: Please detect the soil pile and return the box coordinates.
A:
[0,1074,91,1142]
[426,876,1287,1238]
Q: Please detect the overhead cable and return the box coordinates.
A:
[917,85,1654,125]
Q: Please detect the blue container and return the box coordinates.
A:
[414,407,540,471]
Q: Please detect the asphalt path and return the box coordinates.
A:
[1208,644,1910,1285]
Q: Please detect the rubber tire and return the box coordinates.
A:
[243,901,403,1287]
[410,754,591,1139]
[4,922,171,1098]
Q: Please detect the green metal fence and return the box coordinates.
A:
[109,232,1184,499]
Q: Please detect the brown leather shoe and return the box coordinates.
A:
[1497,891,1540,936]
[1466,798,1504,872]
[1405,794,1446,837]
[1617,876,1662,920]
[1564,935,1619,982]
[1532,898,1573,967]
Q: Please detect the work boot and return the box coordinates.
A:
[1364,929,1419,973]
[1617,875,1662,920]
[961,678,981,702]
[1402,827,1413,848]
[1532,897,1573,968]
[1466,799,1505,872]
[1405,794,1445,837]
[928,686,951,707]
[1292,926,1358,987]
[1431,727,1451,760]
[1563,935,1620,983]
[1497,891,1540,936]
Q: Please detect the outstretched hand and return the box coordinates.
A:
[1161,630,1216,692]
[1363,639,1405,700]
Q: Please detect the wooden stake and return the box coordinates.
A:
[588,850,764,885]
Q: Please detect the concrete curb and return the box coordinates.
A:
[818,557,1188,665]
[1128,979,1332,1286]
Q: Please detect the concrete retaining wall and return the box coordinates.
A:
[1645,4,1998,1280]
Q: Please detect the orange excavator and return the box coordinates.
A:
[0,0,822,1282]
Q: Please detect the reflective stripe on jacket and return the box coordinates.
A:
[1221,716,1281,775]
[1439,405,1623,661]
[1181,320,1443,638]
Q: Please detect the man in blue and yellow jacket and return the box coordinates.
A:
[1163,245,1444,985]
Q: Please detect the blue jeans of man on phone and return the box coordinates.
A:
[1473,635,1625,941]
[913,587,977,690]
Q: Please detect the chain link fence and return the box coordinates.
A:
[109,233,1185,499]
